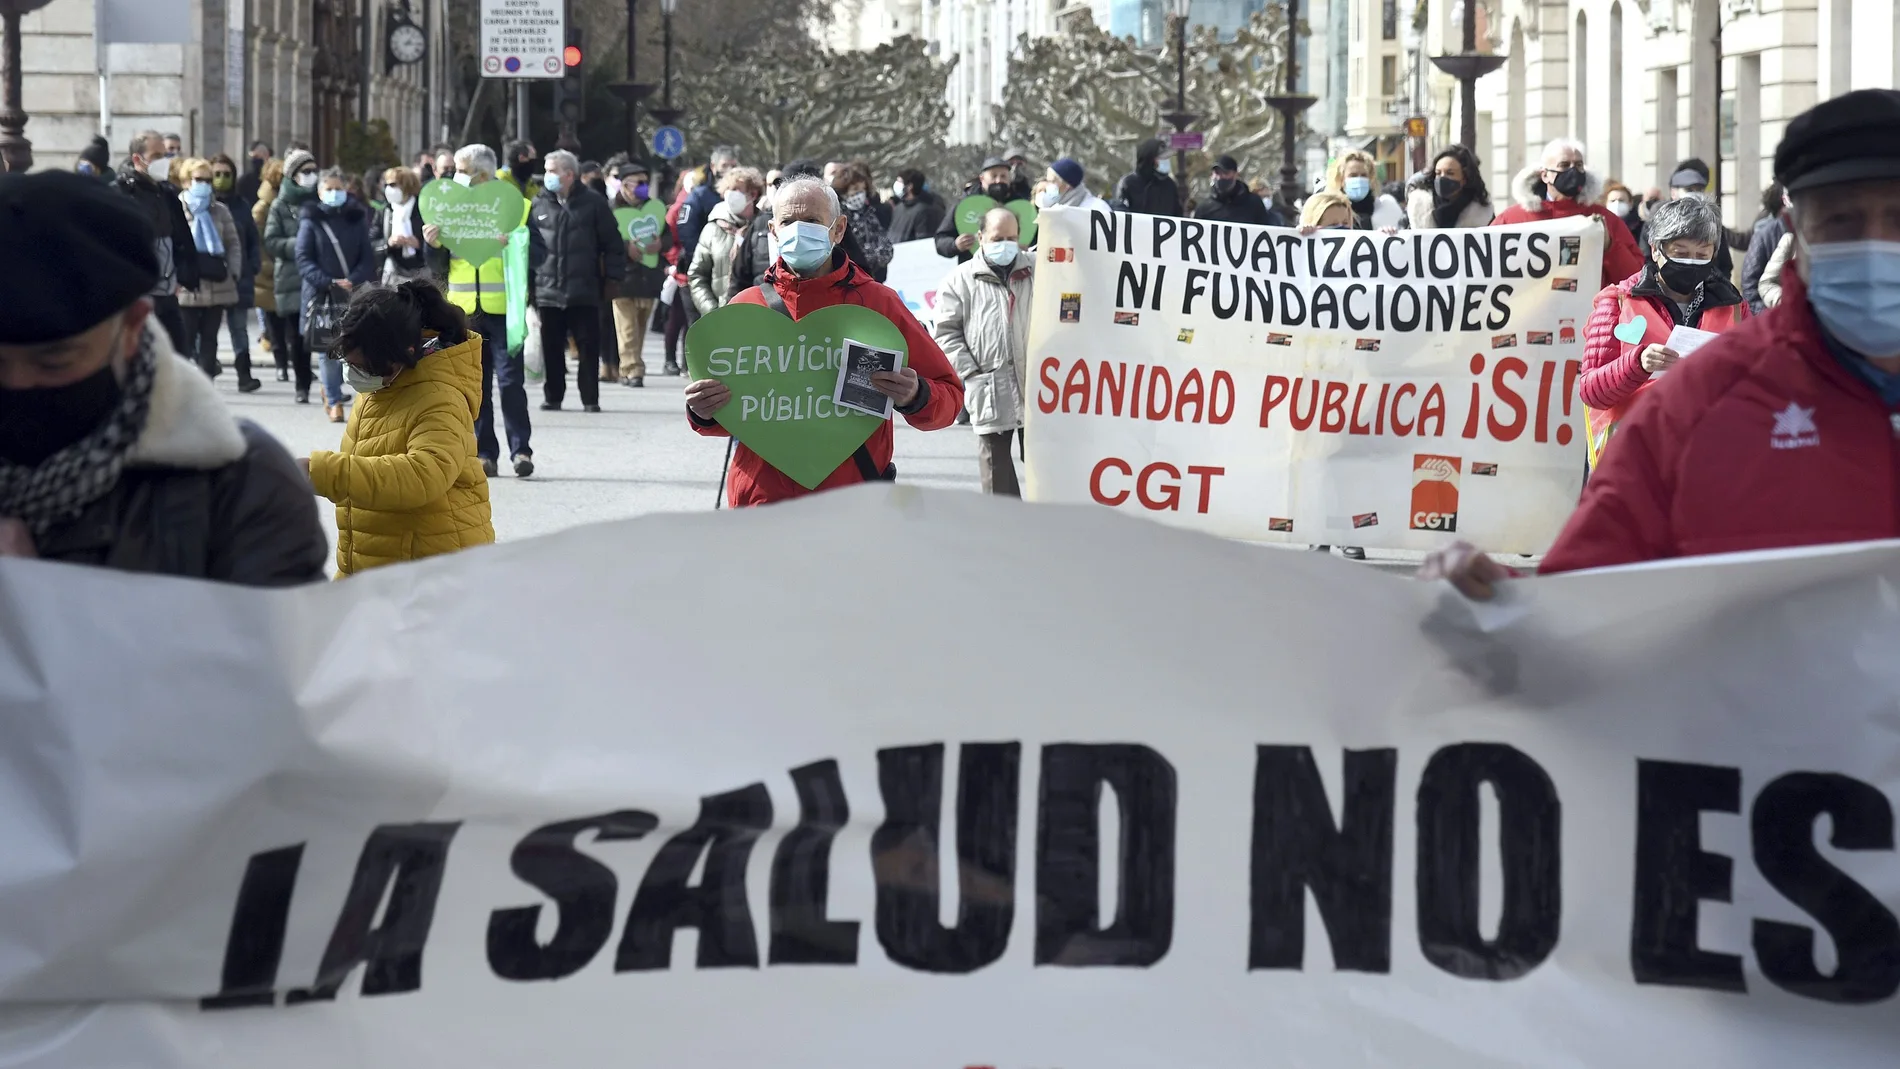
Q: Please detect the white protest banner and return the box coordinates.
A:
[1023,207,1604,553]
[885,237,951,325]
[0,487,1896,1067]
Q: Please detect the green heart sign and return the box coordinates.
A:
[1612,315,1649,345]
[1006,198,1038,247]
[614,202,668,268]
[686,303,907,490]
[954,194,996,234]
[418,178,529,266]
[955,194,1039,245]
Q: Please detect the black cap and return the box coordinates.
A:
[1776,89,1900,193]
[978,156,1009,173]
[618,161,650,179]
[1213,154,1240,172]
[0,170,157,345]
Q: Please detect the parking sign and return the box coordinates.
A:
[480,0,564,79]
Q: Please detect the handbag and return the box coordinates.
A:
[196,250,229,283]
[303,221,354,352]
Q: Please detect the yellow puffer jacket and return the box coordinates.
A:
[308,332,495,574]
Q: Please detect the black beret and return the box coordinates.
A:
[978,156,1009,173]
[1775,88,1900,193]
[0,170,157,344]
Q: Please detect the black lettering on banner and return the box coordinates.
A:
[285,822,460,1003]
[1630,760,1746,992]
[1321,235,1349,278]
[487,810,659,982]
[1180,219,1206,263]
[1751,772,1900,1003]
[1116,260,1154,310]
[1525,232,1553,277]
[872,743,1021,973]
[1089,210,1119,253]
[1498,232,1523,278]
[1248,747,1396,972]
[203,844,304,1009]
[1249,229,1278,274]
[1415,744,1561,980]
[1151,217,1177,258]
[1427,234,1460,280]
[615,785,773,970]
[1036,744,1177,967]
[770,759,862,965]
[1487,285,1515,330]
[1182,268,1210,316]
[1461,232,1494,277]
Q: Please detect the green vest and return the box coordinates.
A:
[446,254,507,315]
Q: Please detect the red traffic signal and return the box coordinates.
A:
[563,44,583,67]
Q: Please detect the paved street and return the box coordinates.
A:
[221,330,1433,575]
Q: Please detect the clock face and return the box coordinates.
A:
[390,23,426,63]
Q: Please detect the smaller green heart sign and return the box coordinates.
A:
[614,202,669,268]
[1006,198,1038,247]
[1612,315,1649,345]
[419,178,529,266]
[686,303,907,490]
[955,194,998,234]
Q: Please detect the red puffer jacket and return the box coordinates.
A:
[1493,192,1644,288]
[1542,270,1900,573]
[688,250,965,507]
[1579,266,1750,466]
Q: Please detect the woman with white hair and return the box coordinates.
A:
[1492,137,1645,287]
[1577,194,1751,468]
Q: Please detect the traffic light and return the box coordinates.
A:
[557,27,585,124]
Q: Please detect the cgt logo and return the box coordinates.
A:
[1411,454,1461,531]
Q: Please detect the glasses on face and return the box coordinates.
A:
[1545,160,1580,173]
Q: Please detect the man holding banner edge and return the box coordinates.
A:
[685,176,964,507]
[1427,90,1900,595]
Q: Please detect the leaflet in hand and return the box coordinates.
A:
[834,338,906,419]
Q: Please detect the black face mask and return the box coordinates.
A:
[1657,257,1715,294]
[1551,167,1587,198]
[1213,177,1239,196]
[0,364,123,467]
[984,182,1011,202]
[1434,175,1464,201]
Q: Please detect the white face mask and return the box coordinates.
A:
[384,185,407,206]
[294,171,319,190]
[1606,197,1632,214]
[453,172,474,188]
[345,365,391,394]
[892,179,907,199]
[724,189,751,215]
[147,156,172,184]
[606,176,622,202]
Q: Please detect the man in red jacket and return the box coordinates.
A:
[1491,137,1645,289]
[685,175,964,507]
[1428,89,1900,596]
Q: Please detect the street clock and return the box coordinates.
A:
[387,16,427,68]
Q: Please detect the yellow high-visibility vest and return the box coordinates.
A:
[446,254,506,315]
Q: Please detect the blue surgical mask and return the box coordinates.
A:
[775,220,834,274]
[1037,188,1059,208]
[1802,238,1900,359]
[1156,158,1172,176]
[186,181,213,210]
[983,239,1020,266]
[1344,176,1372,201]
[543,171,563,192]
[319,188,347,208]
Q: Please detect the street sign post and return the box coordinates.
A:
[651,125,685,160]
[1167,131,1204,152]
[1404,115,1429,138]
[480,0,564,79]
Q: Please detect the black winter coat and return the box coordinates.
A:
[113,165,200,292]
[1113,167,1181,217]
[1194,185,1280,227]
[35,345,326,585]
[295,199,376,312]
[217,190,262,306]
[370,199,432,280]
[528,184,626,308]
[889,192,946,243]
[933,194,974,263]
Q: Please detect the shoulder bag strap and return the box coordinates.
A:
[759,282,788,316]
[318,221,350,290]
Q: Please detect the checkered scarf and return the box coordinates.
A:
[0,325,159,538]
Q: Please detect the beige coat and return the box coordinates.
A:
[931,250,1035,435]
[253,179,279,312]
[1759,231,1795,309]
[176,197,243,309]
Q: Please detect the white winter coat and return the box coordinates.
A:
[1406,188,1496,229]
[932,250,1035,435]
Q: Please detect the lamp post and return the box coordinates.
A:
[647,0,681,131]
[0,0,55,173]
[1264,0,1317,211]
[1158,0,1198,213]
[607,0,655,159]
[1430,0,1506,149]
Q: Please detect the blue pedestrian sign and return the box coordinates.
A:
[652,125,685,160]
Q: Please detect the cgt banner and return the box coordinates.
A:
[0,487,1896,1066]
[1023,206,1604,552]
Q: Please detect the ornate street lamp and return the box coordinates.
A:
[647,0,682,131]
[0,0,56,172]
[1264,0,1318,211]
[1431,0,1506,149]
[607,0,655,159]
[1158,0,1198,210]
